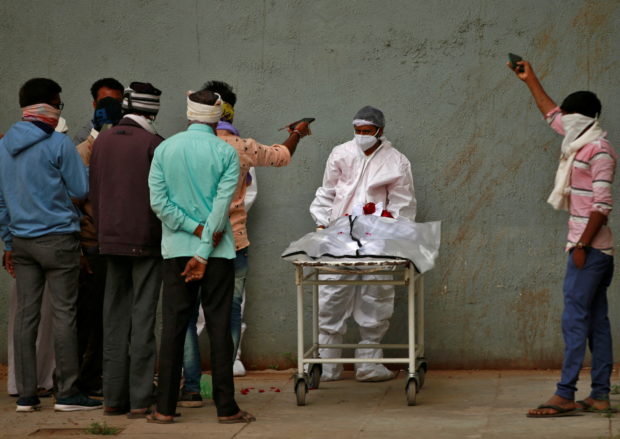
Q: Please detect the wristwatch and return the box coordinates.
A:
[576,241,588,249]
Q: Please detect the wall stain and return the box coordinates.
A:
[513,288,561,368]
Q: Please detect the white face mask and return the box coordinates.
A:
[560,113,595,154]
[354,128,380,151]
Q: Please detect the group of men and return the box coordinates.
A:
[0,73,418,424]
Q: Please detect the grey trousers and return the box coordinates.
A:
[12,233,81,399]
[7,281,55,395]
[102,255,162,409]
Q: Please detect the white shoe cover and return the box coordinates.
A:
[355,363,394,382]
[320,363,344,381]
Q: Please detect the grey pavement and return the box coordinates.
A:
[1,369,620,438]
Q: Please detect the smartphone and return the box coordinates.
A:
[508,53,524,72]
[279,118,316,131]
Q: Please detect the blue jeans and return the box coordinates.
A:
[231,248,249,361]
[556,248,614,400]
[182,248,248,391]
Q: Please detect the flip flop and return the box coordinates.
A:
[576,400,618,414]
[146,413,174,424]
[218,410,256,424]
[526,404,582,418]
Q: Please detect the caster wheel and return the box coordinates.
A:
[308,364,322,389]
[295,379,307,406]
[417,367,426,390]
[406,379,417,406]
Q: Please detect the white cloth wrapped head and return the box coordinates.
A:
[187,91,223,123]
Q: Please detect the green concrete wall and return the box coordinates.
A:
[1,0,619,368]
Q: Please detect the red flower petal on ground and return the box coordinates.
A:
[363,202,376,215]
[259,389,265,393]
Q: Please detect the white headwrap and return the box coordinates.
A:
[186,92,223,123]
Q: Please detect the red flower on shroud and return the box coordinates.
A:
[363,202,376,215]
[380,210,393,218]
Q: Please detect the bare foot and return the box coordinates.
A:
[527,394,577,416]
[576,397,612,411]
[218,410,256,424]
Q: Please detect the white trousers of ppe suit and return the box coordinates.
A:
[318,272,395,381]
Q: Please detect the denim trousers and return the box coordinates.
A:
[182,248,248,393]
[556,248,614,400]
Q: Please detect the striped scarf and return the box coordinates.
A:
[22,104,61,129]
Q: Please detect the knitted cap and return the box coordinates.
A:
[122,82,161,115]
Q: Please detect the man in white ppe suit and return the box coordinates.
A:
[310,106,416,381]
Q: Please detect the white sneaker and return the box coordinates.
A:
[16,396,41,412]
[233,359,246,377]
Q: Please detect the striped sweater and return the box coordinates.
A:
[546,107,617,253]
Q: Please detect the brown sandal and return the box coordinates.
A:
[146,411,174,424]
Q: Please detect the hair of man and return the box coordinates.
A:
[560,90,602,118]
[19,78,62,107]
[202,81,236,106]
[90,77,124,101]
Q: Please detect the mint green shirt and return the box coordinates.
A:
[149,124,240,260]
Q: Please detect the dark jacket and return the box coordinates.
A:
[89,117,163,256]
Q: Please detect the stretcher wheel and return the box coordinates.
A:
[406,379,417,406]
[308,364,322,390]
[295,379,307,406]
[417,367,426,389]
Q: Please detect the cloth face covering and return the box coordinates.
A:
[186,92,223,123]
[21,104,61,129]
[561,113,597,155]
[547,113,605,210]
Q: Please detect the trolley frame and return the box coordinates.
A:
[290,258,426,406]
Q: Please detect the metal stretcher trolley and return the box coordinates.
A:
[290,257,427,406]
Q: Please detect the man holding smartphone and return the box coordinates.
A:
[509,59,616,417]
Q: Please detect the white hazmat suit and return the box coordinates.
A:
[310,137,416,381]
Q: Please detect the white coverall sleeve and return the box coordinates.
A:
[387,160,416,221]
[310,153,339,227]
